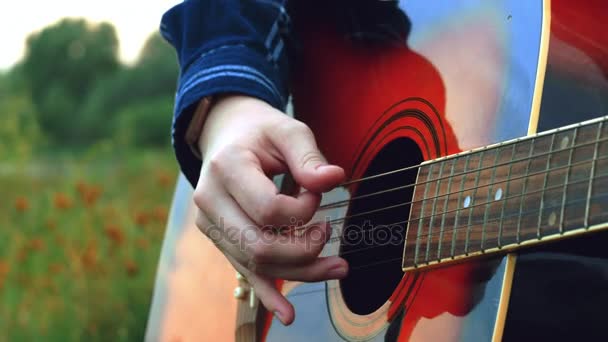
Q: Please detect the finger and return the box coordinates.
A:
[193,177,262,266]
[218,151,321,227]
[195,176,332,267]
[195,177,327,267]
[255,256,348,282]
[226,254,295,325]
[247,221,332,267]
[194,208,252,266]
[269,120,345,193]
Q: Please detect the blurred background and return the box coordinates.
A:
[1,1,181,340]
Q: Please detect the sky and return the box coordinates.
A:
[0,0,180,70]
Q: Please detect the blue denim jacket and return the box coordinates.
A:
[161,0,290,187]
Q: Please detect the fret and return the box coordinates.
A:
[589,161,608,226]
[425,160,445,263]
[563,123,598,231]
[540,129,573,235]
[515,138,536,244]
[481,145,515,251]
[454,152,482,257]
[464,149,501,253]
[536,133,557,239]
[500,139,534,246]
[584,121,603,227]
[589,122,608,226]
[441,156,467,260]
[402,166,428,268]
[517,134,554,241]
[559,127,578,233]
[497,144,517,248]
[481,148,502,251]
[450,153,472,258]
[464,151,484,255]
[414,164,434,266]
[437,158,456,261]
[562,166,592,230]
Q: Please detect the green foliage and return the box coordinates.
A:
[17,19,178,148]
[115,96,174,148]
[75,32,178,147]
[22,18,120,144]
[81,34,178,146]
[137,32,179,86]
[0,68,43,161]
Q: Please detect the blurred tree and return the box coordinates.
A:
[131,32,179,101]
[114,95,174,148]
[80,32,177,120]
[22,18,120,144]
[79,32,178,147]
[0,66,42,160]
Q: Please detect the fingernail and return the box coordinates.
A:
[315,164,331,171]
[274,310,285,324]
[328,265,348,279]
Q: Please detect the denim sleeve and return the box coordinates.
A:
[160,0,290,187]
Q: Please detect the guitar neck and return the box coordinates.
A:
[402,115,608,271]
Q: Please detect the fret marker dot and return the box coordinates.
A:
[560,136,570,149]
[548,212,557,226]
[463,196,472,208]
[494,188,503,201]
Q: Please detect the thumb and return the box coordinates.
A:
[270,120,345,193]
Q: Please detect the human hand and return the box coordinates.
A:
[193,95,348,325]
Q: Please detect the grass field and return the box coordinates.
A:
[0,148,178,341]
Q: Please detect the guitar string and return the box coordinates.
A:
[321,119,605,206]
[333,182,607,259]
[261,154,608,265]
[255,131,607,253]
[283,256,414,298]
[294,144,606,248]
[282,192,607,299]
[283,253,406,299]
[257,122,607,299]
[336,116,606,190]
[286,153,608,247]
[232,124,606,298]
[237,137,607,283]
[315,134,608,213]
[239,183,608,297]
[323,154,606,234]
[322,154,608,244]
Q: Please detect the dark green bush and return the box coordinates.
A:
[114,96,174,148]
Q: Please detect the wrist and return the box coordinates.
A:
[197,95,275,155]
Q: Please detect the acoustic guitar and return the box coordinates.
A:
[145,0,608,341]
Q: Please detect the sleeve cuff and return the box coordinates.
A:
[172,45,288,187]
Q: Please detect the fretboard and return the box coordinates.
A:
[402,116,608,271]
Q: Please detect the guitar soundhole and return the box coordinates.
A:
[340,138,423,315]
